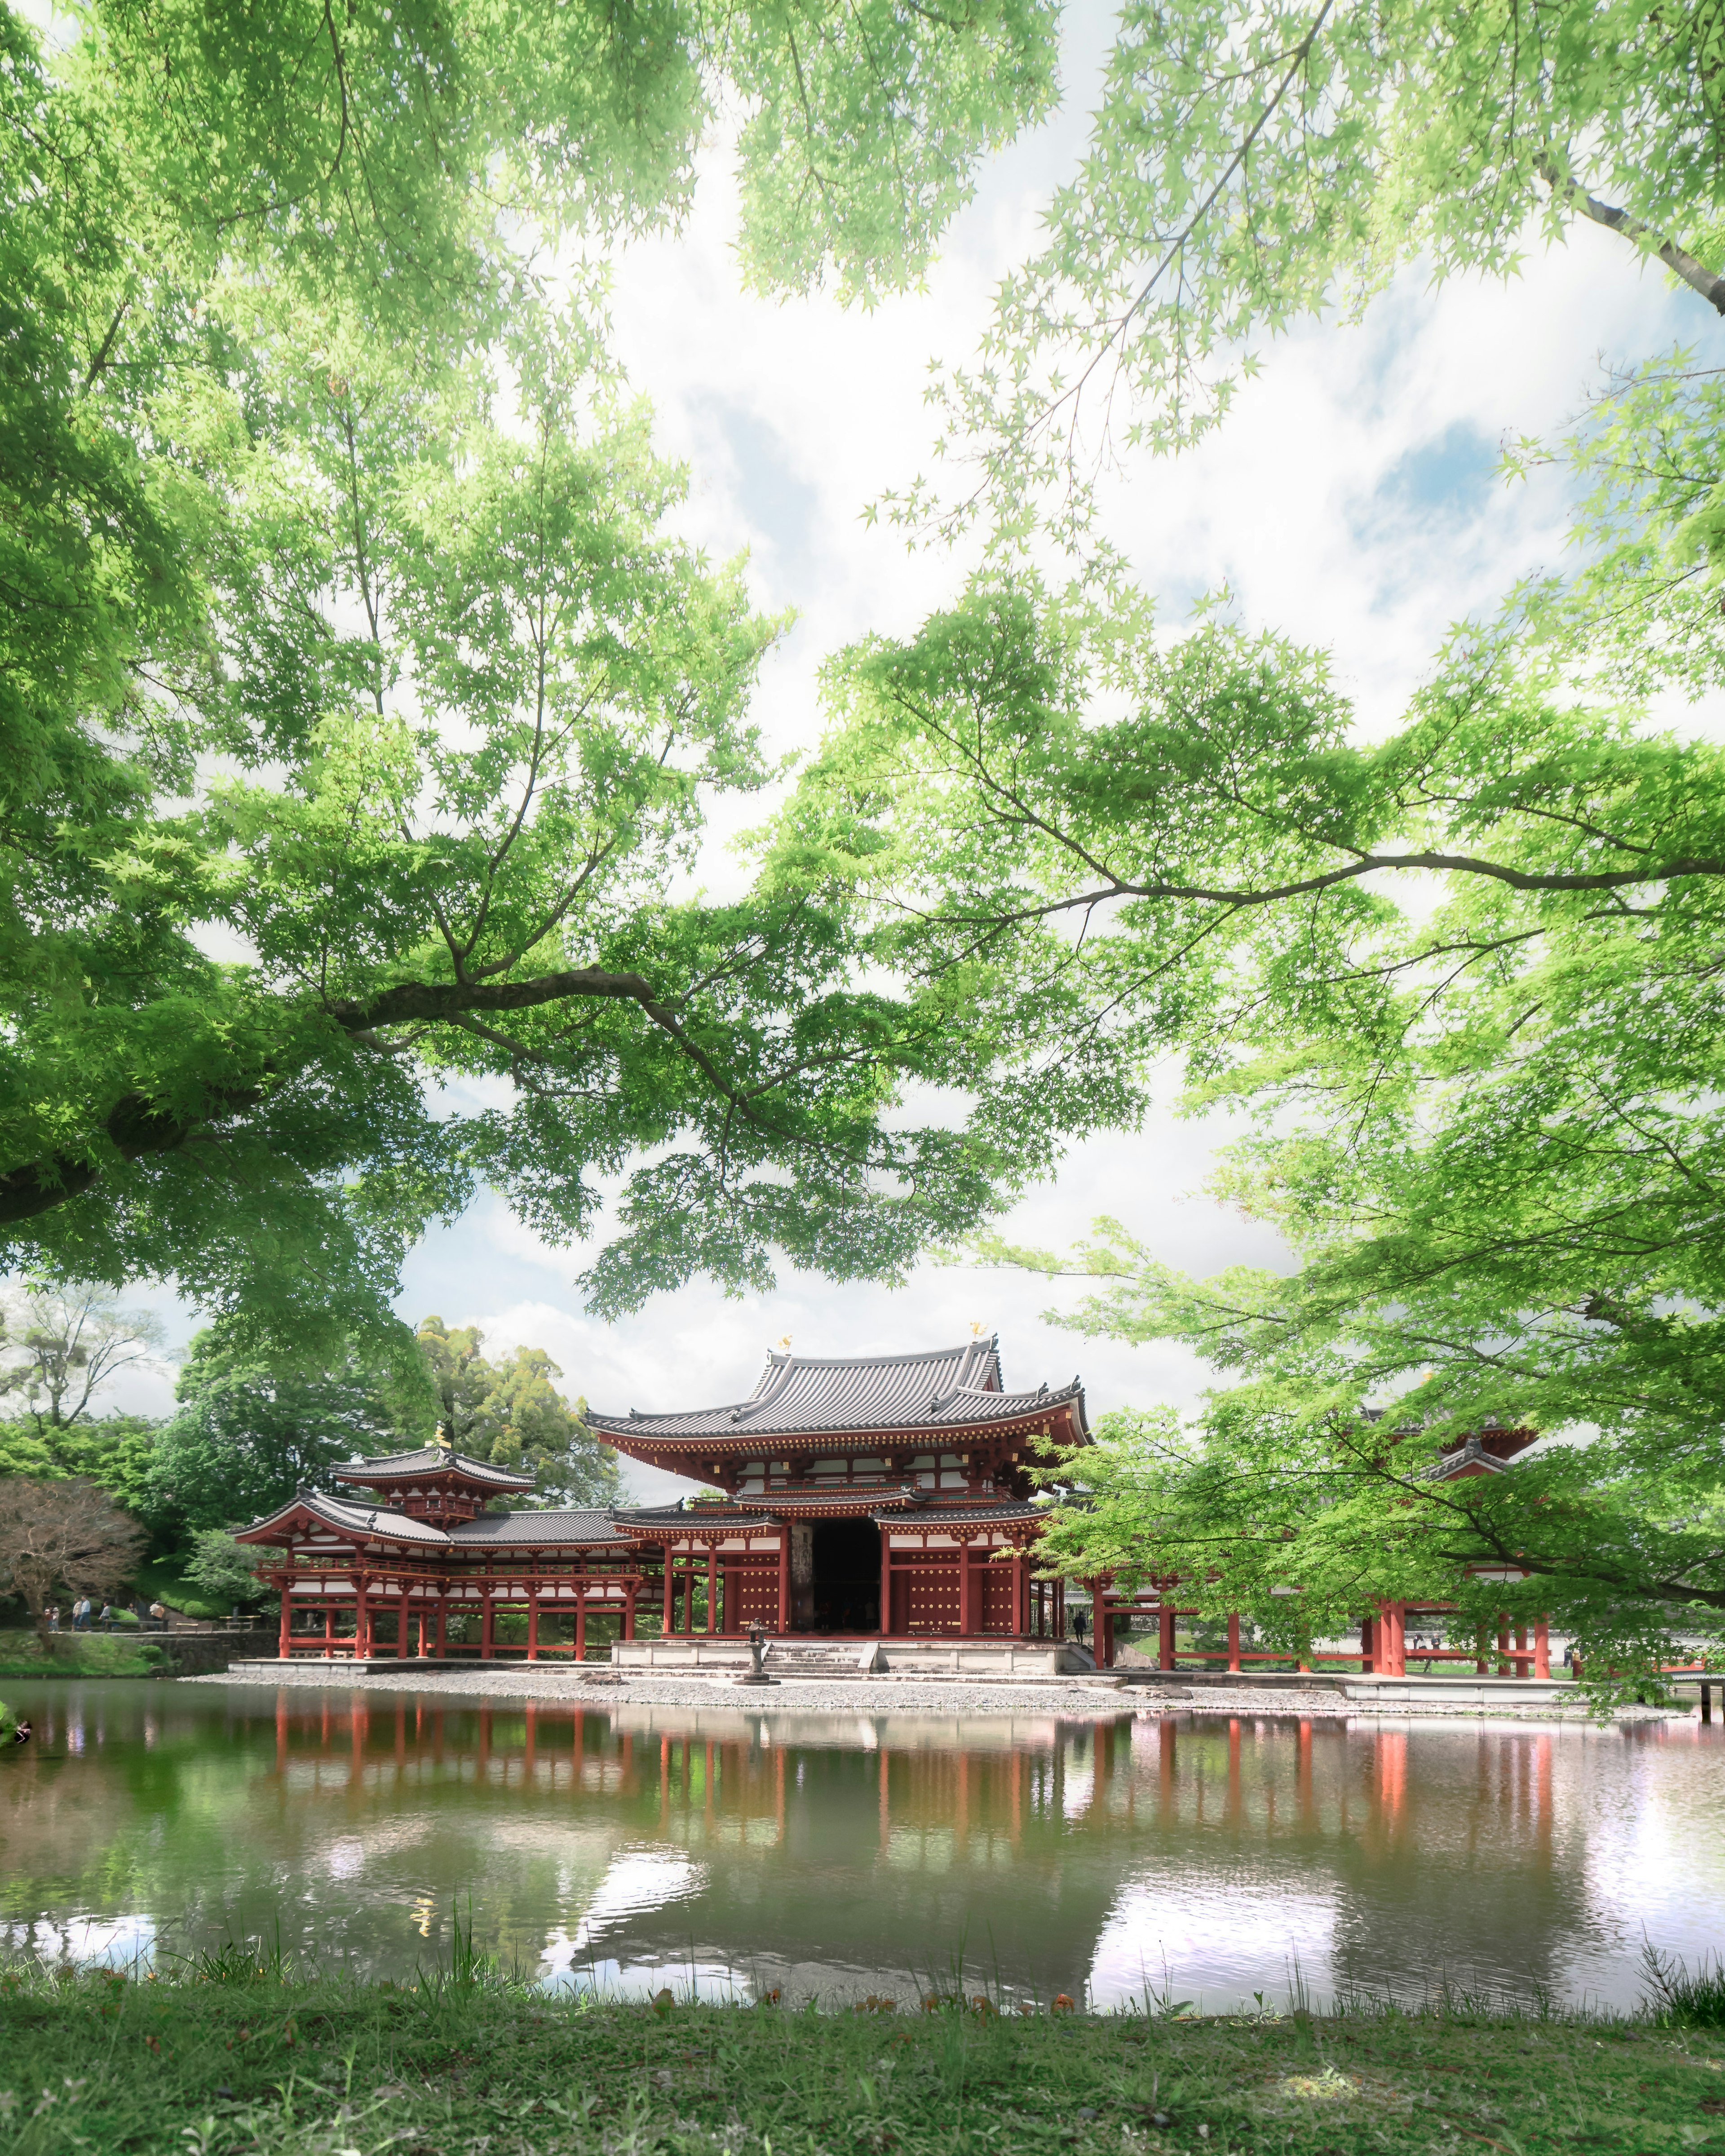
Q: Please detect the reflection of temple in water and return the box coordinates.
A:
[7,1688,1716,2009]
[249,1696,1594,2005]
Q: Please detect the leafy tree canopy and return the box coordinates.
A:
[140,1324,406,1541]
[413,1315,619,1508]
[779,0,1725,1689]
[890,0,1725,544]
[180,1529,268,1611]
[0,0,1092,1355]
[0,1411,157,1493]
[795,561,1725,1681]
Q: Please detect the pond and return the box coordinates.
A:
[0,1680,1718,2013]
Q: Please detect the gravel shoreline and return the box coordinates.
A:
[183,1661,1685,1722]
[185,1662,1139,1719]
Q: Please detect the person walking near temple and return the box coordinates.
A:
[97,1603,115,1632]
[47,1605,60,1634]
[72,1597,90,1631]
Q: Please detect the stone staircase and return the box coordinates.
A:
[763,1640,878,1678]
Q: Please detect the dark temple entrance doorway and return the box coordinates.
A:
[810,1518,880,1634]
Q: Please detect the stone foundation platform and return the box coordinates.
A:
[1120,1667,1582,1710]
[613,1636,1094,1679]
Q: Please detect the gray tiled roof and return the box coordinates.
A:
[239,1490,453,1547]
[614,1503,774,1532]
[587,1338,1085,1443]
[1426,1437,1513,1482]
[744,1483,921,1508]
[335,1446,535,1490]
[871,1498,1052,1526]
[450,1509,633,1546]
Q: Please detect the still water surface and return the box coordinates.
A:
[0,1680,1720,2012]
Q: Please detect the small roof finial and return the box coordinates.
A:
[969,1320,986,1337]
[776,1334,792,1350]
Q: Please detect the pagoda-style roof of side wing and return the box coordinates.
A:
[333,1445,535,1491]
[587,1337,1087,1446]
[236,1490,453,1548]
[449,1509,636,1547]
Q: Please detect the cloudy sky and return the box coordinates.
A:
[99,1,1698,1493]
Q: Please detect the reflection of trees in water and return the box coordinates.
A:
[0,1684,1712,2005]
[1321,1727,1574,2006]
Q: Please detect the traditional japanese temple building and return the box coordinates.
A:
[238,1337,1091,1661]
[237,1342,1553,1681]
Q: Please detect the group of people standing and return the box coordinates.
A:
[43,1599,168,1632]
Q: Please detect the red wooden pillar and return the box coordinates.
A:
[1514,1623,1528,1676]
[435,1594,447,1659]
[662,1550,675,1636]
[354,1577,370,1660]
[277,1582,292,1660]
[706,1546,718,1634]
[777,1533,791,1633]
[1226,1612,1242,1673]
[958,1542,973,1636]
[623,1583,637,1641]
[1533,1618,1550,1678]
[481,1587,495,1660]
[879,1532,893,1636]
[1360,1614,1375,1674]
[575,1588,587,1663]
[526,1590,540,1661]
[1159,1602,1176,1672]
[1098,1591,1115,1668]
[322,1605,334,1657]
[1497,1611,1511,1676]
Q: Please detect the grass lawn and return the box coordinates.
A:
[1,1966,1722,2156]
[128,1558,256,1626]
[0,1630,164,1680]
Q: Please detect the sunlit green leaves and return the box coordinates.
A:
[893,0,1725,545]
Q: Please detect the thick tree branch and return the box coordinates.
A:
[1541,158,1725,317]
[943,847,1725,930]
[0,968,781,1229]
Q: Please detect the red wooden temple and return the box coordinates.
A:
[238,1338,1089,1659]
[237,1346,1553,1677]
